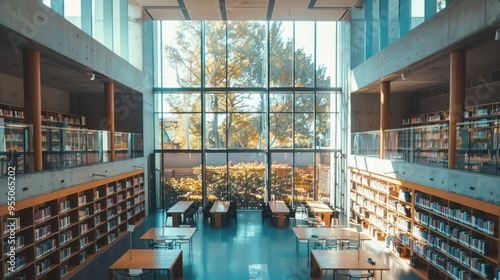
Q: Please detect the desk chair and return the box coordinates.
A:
[123,268,152,279]
[177,225,192,251]
[335,269,374,279]
[341,239,360,250]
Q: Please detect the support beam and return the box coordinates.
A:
[448,50,466,169]
[105,82,115,161]
[380,81,391,160]
[23,49,42,171]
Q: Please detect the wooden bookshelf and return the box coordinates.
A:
[349,168,499,280]
[0,170,146,279]
[0,103,87,128]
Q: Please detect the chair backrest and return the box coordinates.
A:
[348,269,374,279]
[126,268,143,276]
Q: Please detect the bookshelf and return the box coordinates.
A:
[0,103,87,128]
[0,170,146,279]
[349,168,499,280]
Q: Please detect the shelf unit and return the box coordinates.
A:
[0,103,87,128]
[0,170,145,280]
[349,168,499,280]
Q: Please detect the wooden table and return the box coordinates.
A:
[167,201,194,227]
[140,227,197,251]
[210,201,230,228]
[292,227,371,252]
[307,201,334,227]
[268,201,290,228]
[310,250,390,280]
[109,249,183,280]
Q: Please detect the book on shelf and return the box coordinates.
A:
[59,200,70,212]
[35,238,56,259]
[34,205,51,223]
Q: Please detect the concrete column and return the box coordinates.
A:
[23,49,43,171]
[105,82,115,161]
[380,81,391,159]
[448,50,466,169]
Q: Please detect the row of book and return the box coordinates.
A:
[60,231,72,245]
[59,200,71,213]
[4,254,26,277]
[3,217,20,235]
[60,216,71,229]
[79,236,88,249]
[79,207,90,220]
[36,258,50,276]
[35,238,56,259]
[80,223,89,234]
[3,236,25,256]
[35,225,52,241]
[415,194,497,236]
[34,206,51,223]
[78,195,87,206]
[60,247,71,262]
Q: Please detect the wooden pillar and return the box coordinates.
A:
[448,50,466,169]
[380,81,391,159]
[23,49,43,171]
[105,82,115,161]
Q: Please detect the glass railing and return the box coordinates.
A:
[0,124,33,175]
[352,120,500,176]
[0,125,143,176]
[351,130,380,157]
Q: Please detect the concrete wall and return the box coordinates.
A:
[351,91,418,132]
[349,155,500,205]
[351,0,500,90]
[0,0,148,94]
[0,72,70,112]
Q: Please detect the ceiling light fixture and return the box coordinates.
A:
[496,28,500,41]
[85,71,95,81]
[401,72,407,80]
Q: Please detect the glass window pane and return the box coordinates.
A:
[269,21,293,87]
[295,92,314,112]
[228,92,266,112]
[228,113,266,149]
[206,113,227,149]
[270,92,292,112]
[316,152,333,203]
[228,153,265,208]
[316,113,333,148]
[92,0,104,45]
[227,21,266,87]
[64,0,81,28]
[161,153,202,204]
[162,92,201,112]
[270,153,293,205]
[270,113,292,149]
[206,153,228,200]
[163,21,202,87]
[316,92,333,112]
[160,113,201,150]
[294,113,314,148]
[294,22,315,87]
[294,152,314,202]
[411,0,425,29]
[205,21,227,88]
[205,92,226,112]
[316,22,335,87]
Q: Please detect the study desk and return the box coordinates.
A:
[292,227,371,252]
[167,201,194,227]
[140,227,197,251]
[109,249,183,280]
[307,201,334,227]
[268,201,290,228]
[210,201,230,228]
[310,250,390,280]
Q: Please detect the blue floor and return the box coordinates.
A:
[130,210,422,280]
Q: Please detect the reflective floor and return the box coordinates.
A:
[126,210,423,280]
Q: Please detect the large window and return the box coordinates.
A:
[154,21,343,209]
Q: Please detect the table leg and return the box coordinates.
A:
[171,214,180,227]
[277,214,285,228]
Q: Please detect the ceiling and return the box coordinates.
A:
[139,0,359,21]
